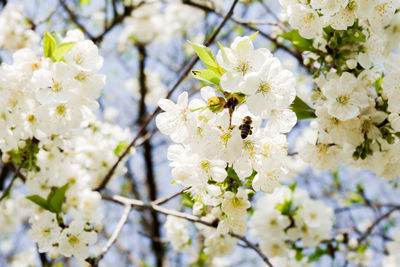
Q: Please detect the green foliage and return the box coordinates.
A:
[26,183,69,215]
[275,198,297,216]
[43,30,56,58]
[52,42,75,61]
[79,0,91,5]
[189,41,220,74]
[191,69,220,86]
[290,96,317,120]
[243,170,257,186]
[281,30,314,51]
[43,30,75,62]
[224,167,242,193]
[181,192,195,209]
[189,246,210,267]
[248,31,259,41]
[8,139,40,171]
[289,182,297,192]
[308,246,328,263]
[352,137,373,160]
[114,141,128,156]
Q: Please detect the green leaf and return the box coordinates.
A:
[243,170,257,186]
[189,41,219,73]
[26,195,49,211]
[52,42,75,61]
[289,182,297,192]
[275,199,294,216]
[79,0,91,5]
[290,96,316,120]
[191,69,220,86]
[50,32,62,46]
[47,184,69,214]
[181,192,195,209]
[249,31,259,41]
[114,141,128,156]
[281,30,313,51]
[308,246,327,263]
[227,167,240,182]
[43,30,56,58]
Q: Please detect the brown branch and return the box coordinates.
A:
[136,43,165,267]
[182,0,303,65]
[0,160,25,202]
[101,193,273,266]
[95,0,240,192]
[152,186,191,206]
[59,0,94,40]
[358,206,400,243]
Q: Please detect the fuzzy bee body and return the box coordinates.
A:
[239,116,253,139]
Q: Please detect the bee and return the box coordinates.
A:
[239,116,253,139]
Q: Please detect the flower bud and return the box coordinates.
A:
[325,55,333,63]
[346,59,357,69]
[2,153,10,163]
[348,237,358,249]
[18,140,26,149]
[335,234,344,243]
[208,96,226,113]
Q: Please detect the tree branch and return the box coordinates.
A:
[152,186,191,206]
[90,205,131,266]
[358,206,400,243]
[101,193,273,266]
[0,160,25,202]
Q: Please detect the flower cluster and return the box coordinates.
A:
[0,4,40,51]
[0,29,133,261]
[278,0,400,180]
[0,29,104,155]
[26,120,130,260]
[157,35,296,246]
[249,185,333,258]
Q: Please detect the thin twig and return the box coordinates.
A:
[101,193,273,266]
[358,206,400,243]
[0,160,25,201]
[152,186,191,206]
[90,205,131,266]
[182,0,304,65]
[95,0,240,192]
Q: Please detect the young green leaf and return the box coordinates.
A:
[114,141,128,156]
[26,195,50,211]
[281,30,313,51]
[188,41,219,73]
[290,96,317,120]
[243,170,257,186]
[52,42,75,62]
[48,184,69,214]
[43,30,56,58]
[50,31,62,46]
[249,31,259,41]
[191,69,220,86]
[79,0,91,5]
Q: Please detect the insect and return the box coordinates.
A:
[239,116,253,139]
